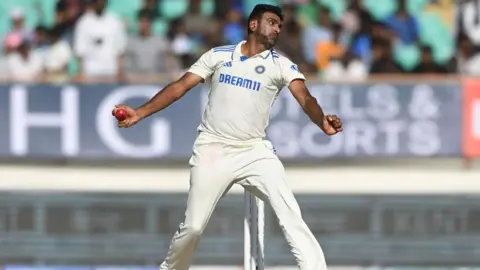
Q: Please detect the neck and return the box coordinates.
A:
[241,36,269,57]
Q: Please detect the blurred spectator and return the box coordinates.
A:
[138,0,160,20]
[184,0,219,43]
[454,33,480,75]
[345,0,375,65]
[341,0,374,36]
[125,11,180,76]
[43,25,73,83]
[56,0,87,43]
[276,19,311,72]
[223,7,246,45]
[383,0,419,45]
[316,23,346,71]
[213,0,237,19]
[6,40,43,83]
[281,3,297,25]
[32,26,49,50]
[411,45,448,74]
[31,26,50,61]
[323,51,368,81]
[369,38,404,74]
[74,0,127,82]
[168,18,195,69]
[3,8,33,52]
[302,5,333,65]
[372,21,396,42]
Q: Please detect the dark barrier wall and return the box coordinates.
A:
[1,192,480,265]
[0,81,464,161]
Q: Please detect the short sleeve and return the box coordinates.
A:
[187,49,215,80]
[280,58,306,88]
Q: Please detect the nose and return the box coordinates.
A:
[273,26,280,35]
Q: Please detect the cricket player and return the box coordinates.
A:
[113,4,343,270]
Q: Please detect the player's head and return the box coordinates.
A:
[88,0,107,15]
[247,4,283,49]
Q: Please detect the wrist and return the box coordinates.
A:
[135,107,149,120]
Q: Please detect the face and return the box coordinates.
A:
[139,17,152,35]
[94,0,106,13]
[146,0,157,8]
[250,12,282,49]
[318,9,331,26]
[422,50,433,63]
[13,18,24,29]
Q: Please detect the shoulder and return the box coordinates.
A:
[105,11,122,21]
[211,44,236,53]
[201,44,235,63]
[271,50,300,72]
[77,12,95,23]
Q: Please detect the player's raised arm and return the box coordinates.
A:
[286,77,343,137]
[114,49,216,128]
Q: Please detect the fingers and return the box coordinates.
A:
[326,114,343,132]
[118,121,130,128]
[111,104,126,116]
[112,104,133,128]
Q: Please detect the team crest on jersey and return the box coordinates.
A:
[223,61,233,67]
[255,65,265,74]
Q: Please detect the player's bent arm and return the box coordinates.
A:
[135,72,204,119]
[288,79,327,131]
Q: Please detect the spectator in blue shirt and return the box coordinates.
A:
[223,7,245,45]
[384,0,419,45]
[302,6,333,65]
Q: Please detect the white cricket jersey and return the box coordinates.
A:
[187,40,306,142]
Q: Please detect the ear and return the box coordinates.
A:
[249,20,258,32]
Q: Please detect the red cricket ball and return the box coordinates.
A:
[114,108,128,121]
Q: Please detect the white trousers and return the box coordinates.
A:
[160,133,327,270]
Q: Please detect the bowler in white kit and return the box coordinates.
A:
[113,4,343,270]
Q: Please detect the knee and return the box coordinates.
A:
[183,223,204,237]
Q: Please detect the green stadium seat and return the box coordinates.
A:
[39,0,57,27]
[108,0,142,17]
[159,0,188,19]
[22,6,39,30]
[418,12,449,47]
[244,0,277,15]
[394,43,420,71]
[201,0,214,16]
[407,0,429,15]
[319,0,346,20]
[0,18,9,39]
[432,40,454,64]
[68,56,79,77]
[152,18,168,37]
[297,2,320,26]
[363,0,396,20]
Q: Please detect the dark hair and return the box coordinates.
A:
[247,4,283,34]
[331,22,342,33]
[35,25,48,33]
[421,45,433,54]
[372,37,390,49]
[138,9,154,21]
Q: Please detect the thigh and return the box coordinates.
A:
[184,142,235,229]
[237,156,302,216]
